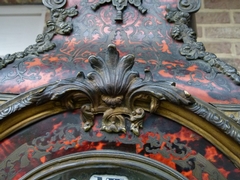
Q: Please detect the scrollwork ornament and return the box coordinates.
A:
[13,44,193,136]
[187,101,240,144]
[0,45,240,142]
[42,0,67,9]
[0,87,45,120]
[178,0,201,13]
[166,6,240,85]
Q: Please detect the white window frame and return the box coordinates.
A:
[0,5,47,57]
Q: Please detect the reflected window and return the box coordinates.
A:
[0,5,47,57]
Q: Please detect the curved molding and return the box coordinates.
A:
[20,150,187,180]
[153,101,240,168]
[0,44,239,168]
[0,4,78,70]
[165,6,240,85]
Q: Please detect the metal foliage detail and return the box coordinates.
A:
[30,44,194,136]
[165,6,240,85]
[0,4,78,70]
[91,0,147,21]
[0,45,239,143]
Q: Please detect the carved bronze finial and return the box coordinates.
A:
[91,0,147,21]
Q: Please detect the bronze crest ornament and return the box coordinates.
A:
[28,44,194,136]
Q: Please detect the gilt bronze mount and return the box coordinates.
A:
[26,44,194,136]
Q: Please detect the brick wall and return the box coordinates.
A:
[196,0,240,70]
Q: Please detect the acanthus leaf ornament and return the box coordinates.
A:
[0,45,239,143]
[26,44,194,136]
[178,0,201,13]
[91,0,147,21]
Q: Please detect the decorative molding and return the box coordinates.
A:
[91,0,147,21]
[0,88,44,121]
[212,104,240,112]
[0,93,17,102]
[187,99,240,145]
[165,6,240,85]
[0,45,239,146]
[0,2,78,70]
[20,150,188,180]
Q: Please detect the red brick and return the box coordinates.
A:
[204,42,232,54]
[204,0,240,9]
[196,12,230,24]
[233,12,240,24]
[205,27,240,39]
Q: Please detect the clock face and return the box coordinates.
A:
[89,175,128,180]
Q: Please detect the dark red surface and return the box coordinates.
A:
[0,0,240,103]
[0,110,239,179]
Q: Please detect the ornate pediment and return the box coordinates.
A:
[28,44,194,135]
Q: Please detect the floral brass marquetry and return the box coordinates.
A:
[30,44,194,136]
[91,0,147,21]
